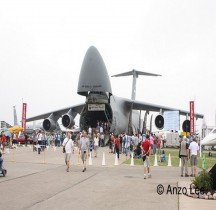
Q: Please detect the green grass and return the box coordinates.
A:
[124,148,216,169]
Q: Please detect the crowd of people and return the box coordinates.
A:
[0,127,167,175]
[107,132,165,159]
[1,126,200,179]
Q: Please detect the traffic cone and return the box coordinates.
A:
[88,152,92,165]
[154,154,158,166]
[179,158,182,167]
[102,152,106,166]
[130,152,134,166]
[114,153,119,165]
[167,153,172,166]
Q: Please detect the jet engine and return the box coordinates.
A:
[182,120,190,132]
[62,109,75,129]
[155,115,164,130]
[43,118,56,132]
[42,113,58,132]
[62,114,75,128]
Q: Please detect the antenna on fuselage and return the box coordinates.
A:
[111,69,161,100]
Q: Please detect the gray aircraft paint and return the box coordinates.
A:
[26,46,203,134]
[77,46,112,96]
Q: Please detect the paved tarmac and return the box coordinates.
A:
[0,145,215,210]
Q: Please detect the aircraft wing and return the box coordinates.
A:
[124,98,204,119]
[26,103,85,122]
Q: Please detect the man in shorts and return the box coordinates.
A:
[62,132,74,172]
[141,134,151,179]
[189,138,199,177]
[79,131,90,172]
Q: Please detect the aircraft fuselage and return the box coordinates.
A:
[201,128,216,146]
[79,92,140,134]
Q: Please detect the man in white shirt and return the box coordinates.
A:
[37,130,43,154]
[88,126,92,137]
[189,138,199,177]
[94,133,100,157]
[79,131,90,172]
[62,132,74,172]
[12,133,17,144]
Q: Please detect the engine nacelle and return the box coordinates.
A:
[43,118,57,132]
[182,120,190,132]
[155,115,164,130]
[62,114,75,128]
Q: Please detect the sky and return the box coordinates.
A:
[0,0,216,132]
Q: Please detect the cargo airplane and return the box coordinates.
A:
[26,46,204,134]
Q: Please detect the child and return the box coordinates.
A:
[160,150,166,162]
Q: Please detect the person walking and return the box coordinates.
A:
[32,130,37,152]
[12,132,17,144]
[24,133,28,147]
[114,135,120,159]
[88,126,92,138]
[62,132,74,172]
[150,133,154,154]
[37,130,42,154]
[100,133,104,147]
[1,132,6,152]
[108,134,112,153]
[94,133,99,157]
[189,138,199,177]
[79,131,90,172]
[179,136,189,177]
[124,134,131,157]
[157,136,161,155]
[141,134,151,179]
[153,135,157,155]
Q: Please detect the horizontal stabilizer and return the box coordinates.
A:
[111,69,162,77]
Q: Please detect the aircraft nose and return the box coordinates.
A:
[77,46,112,96]
[201,135,213,146]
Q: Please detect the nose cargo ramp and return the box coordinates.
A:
[77,46,112,96]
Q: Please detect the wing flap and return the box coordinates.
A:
[124,98,204,119]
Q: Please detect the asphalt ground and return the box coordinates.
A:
[0,145,215,210]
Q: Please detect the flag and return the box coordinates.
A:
[190,101,194,134]
[22,103,27,133]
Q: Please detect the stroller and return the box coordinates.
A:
[0,152,7,177]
